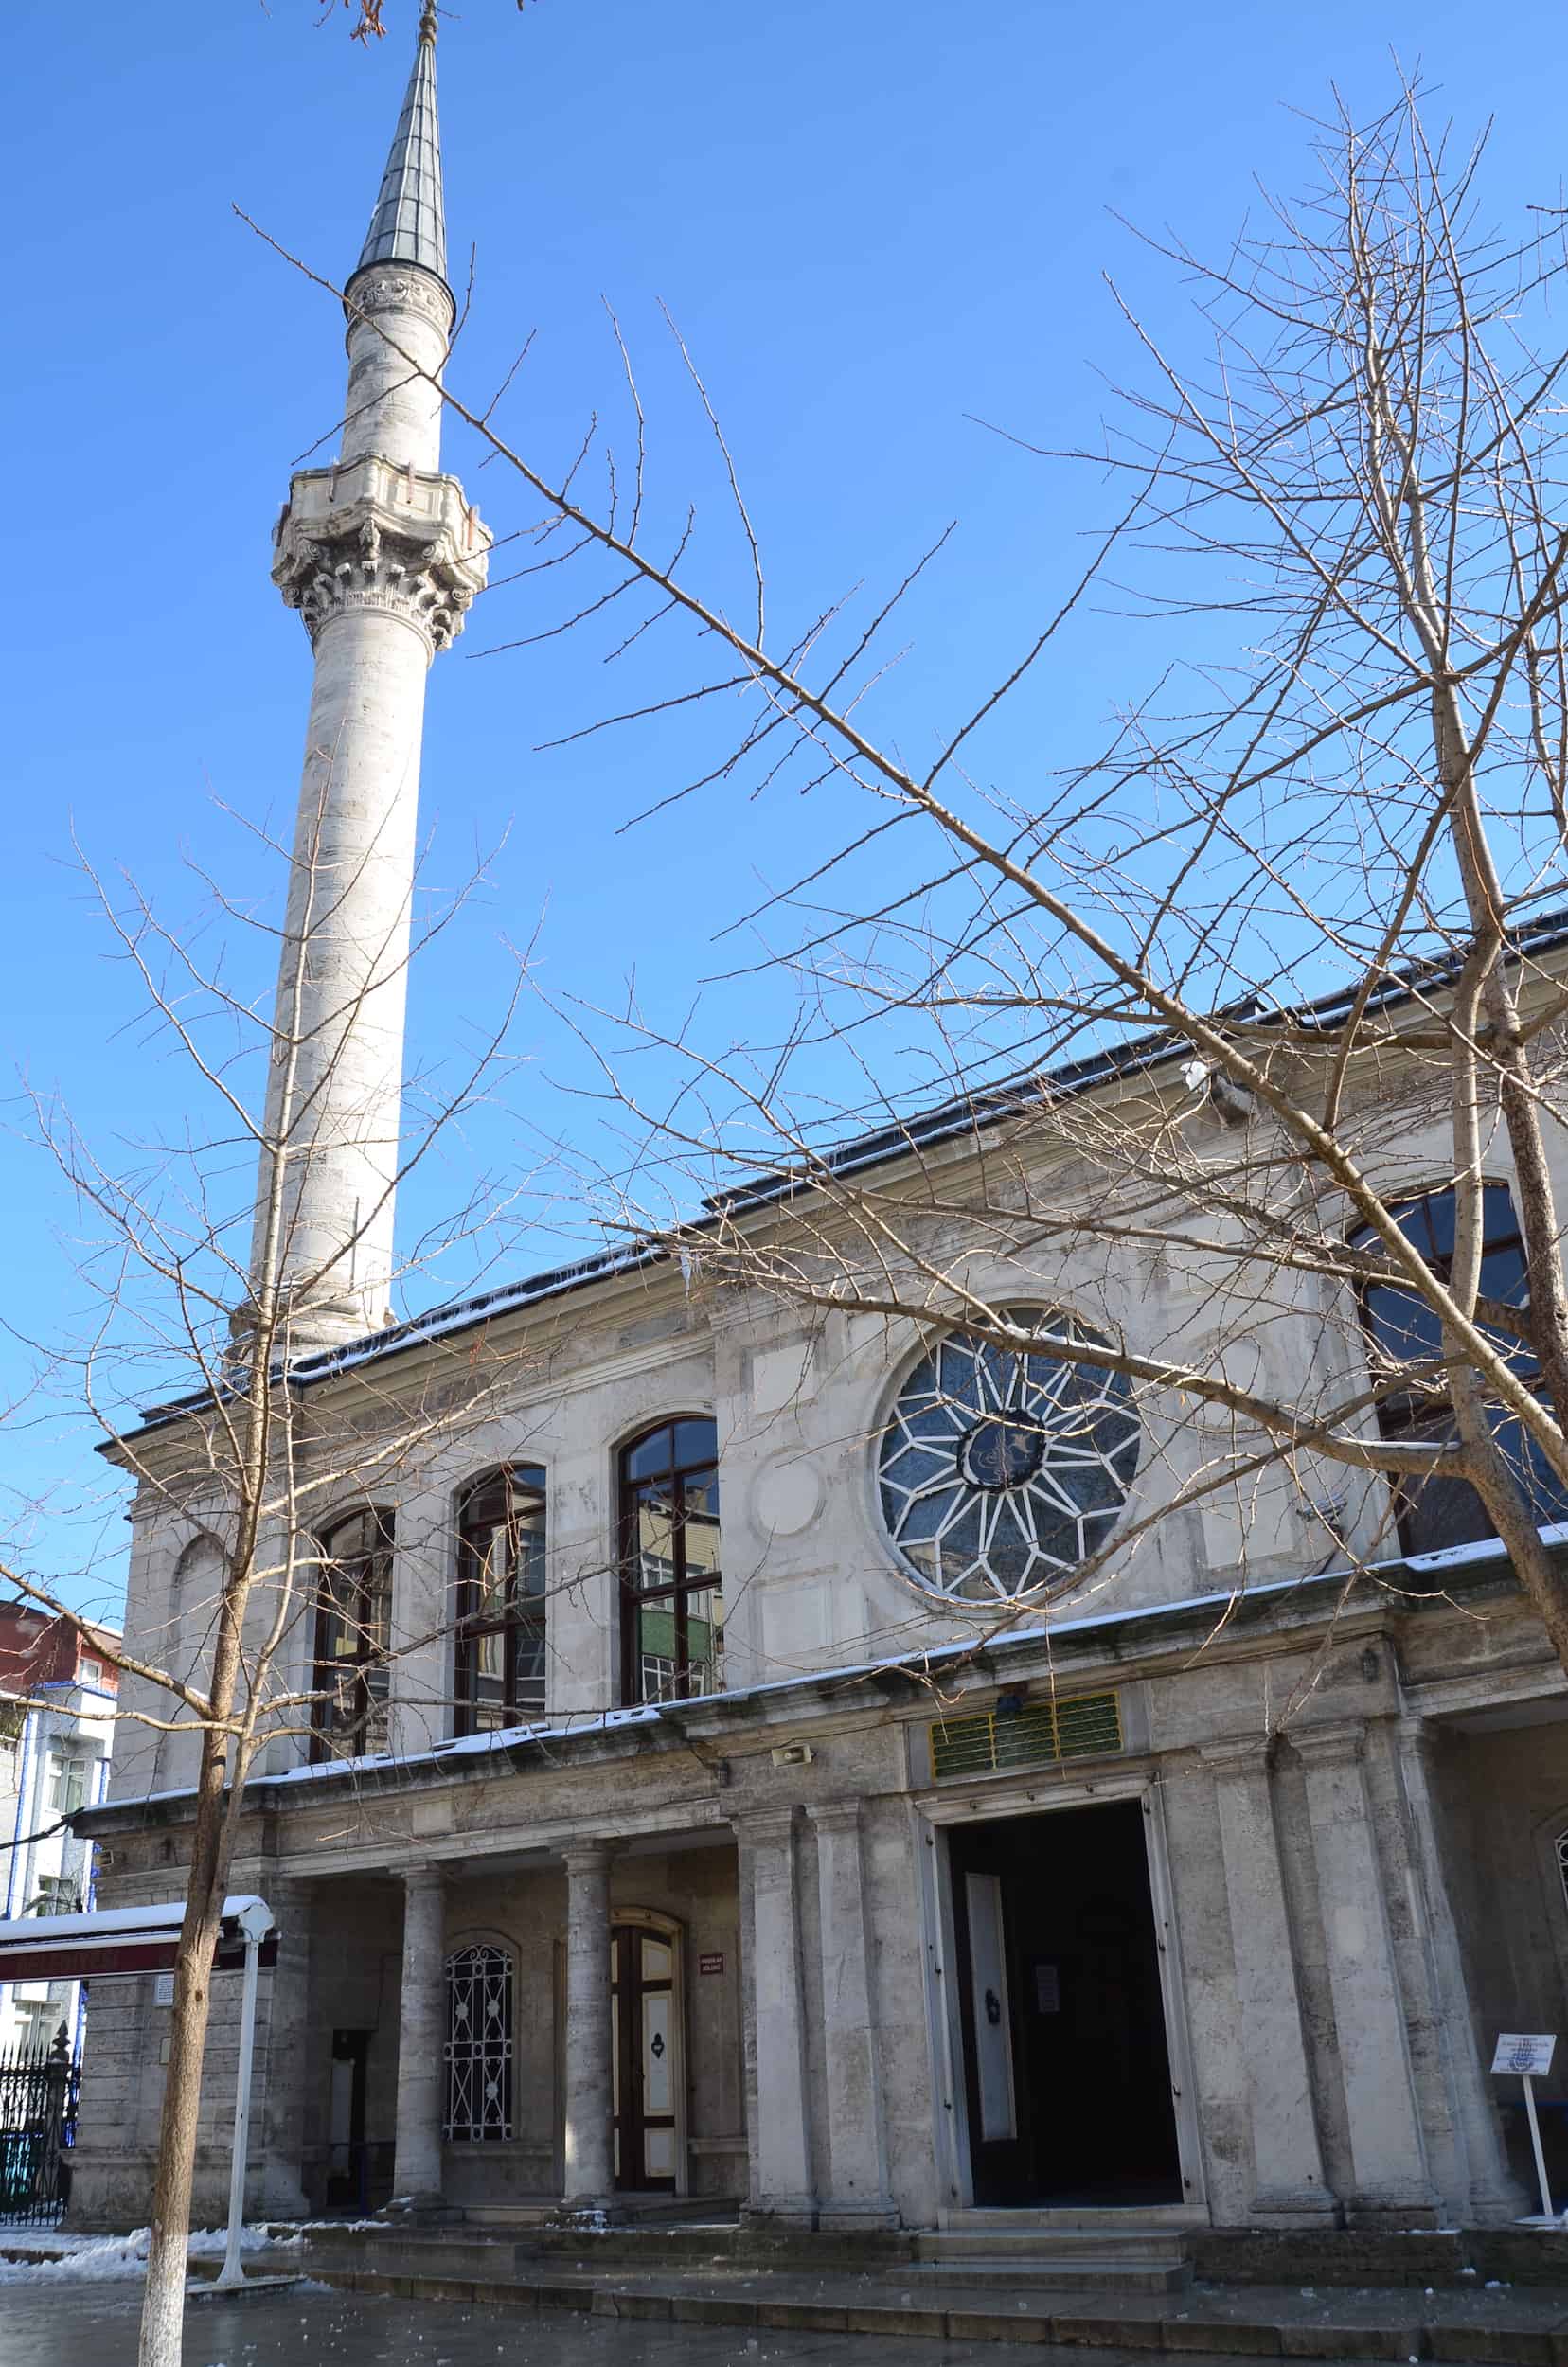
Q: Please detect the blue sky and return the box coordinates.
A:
[8,0,1568,1617]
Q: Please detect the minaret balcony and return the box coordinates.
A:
[273,454,490,655]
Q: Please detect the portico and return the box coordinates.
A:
[258,1819,753,2221]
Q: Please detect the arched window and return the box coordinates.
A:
[619,1417,722,1705]
[310,1508,394,1762]
[1349,1183,1568,1557]
[454,1468,547,1735]
[443,1942,513,2142]
[1557,1828,1568,1920]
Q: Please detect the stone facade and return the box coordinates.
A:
[69,1463,1568,2230]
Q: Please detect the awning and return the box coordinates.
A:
[0,1895,276,1983]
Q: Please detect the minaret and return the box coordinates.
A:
[253,3,490,1349]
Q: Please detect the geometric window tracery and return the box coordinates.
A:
[878,1308,1141,1603]
[443,1943,513,2142]
[1557,1829,1568,1922]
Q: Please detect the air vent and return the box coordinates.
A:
[930,1689,1121,1780]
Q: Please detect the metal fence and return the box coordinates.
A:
[0,2037,80,2226]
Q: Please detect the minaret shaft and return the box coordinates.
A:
[249,23,489,1349]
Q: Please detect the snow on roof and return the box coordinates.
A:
[120,905,1568,1434]
[85,1544,1511,1824]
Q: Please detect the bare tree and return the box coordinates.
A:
[258,84,1568,1672]
[4,788,541,2365]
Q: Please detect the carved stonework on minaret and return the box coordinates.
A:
[345,260,455,335]
[273,454,490,655]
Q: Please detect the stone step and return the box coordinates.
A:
[303,2259,1555,2363]
[910,2253,1189,2293]
[917,2226,1191,2265]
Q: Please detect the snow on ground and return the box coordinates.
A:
[0,2225,293,2282]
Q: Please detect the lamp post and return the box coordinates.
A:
[212,1898,276,2290]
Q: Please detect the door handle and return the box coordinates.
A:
[985,1987,1003,2026]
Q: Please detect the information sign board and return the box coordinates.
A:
[1491,2034,1558,2077]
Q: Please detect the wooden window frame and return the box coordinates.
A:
[453,1467,548,1738]
[1350,1181,1546,1557]
[309,1508,395,1764]
[617,1417,722,1707]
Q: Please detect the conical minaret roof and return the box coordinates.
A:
[354,3,448,293]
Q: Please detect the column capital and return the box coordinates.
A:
[402,1860,448,1894]
[1395,1716,1443,1767]
[732,1806,800,1847]
[1200,1733,1275,1778]
[1290,1719,1368,1771]
[561,1840,616,1877]
[805,1802,863,1837]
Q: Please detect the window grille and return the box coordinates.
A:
[1557,1830,1568,1920]
[930,1688,1122,1780]
[443,1944,513,2143]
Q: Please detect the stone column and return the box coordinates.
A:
[1202,1737,1336,2221]
[257,1877,312,2216]
[391,1862,447,2207]
[1397,1720,1525,2220]
[807,1804,897,2226]
[735,1808,815,2225]
[561,1843,615,2210]
[1294,1721,1434,2218]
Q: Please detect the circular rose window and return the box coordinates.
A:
[877,1311,1140,1602]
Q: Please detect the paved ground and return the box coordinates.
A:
[0,2280,1263,2367]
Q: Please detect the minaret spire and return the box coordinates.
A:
[356,2,448,293]
[251,12,490,1350]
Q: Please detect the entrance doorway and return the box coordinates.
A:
[323,2027,393,2214]
[611,1922,680,2190]
[950,1800,1183,2207]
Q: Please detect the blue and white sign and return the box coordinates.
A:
[1492,2033,1558,2078]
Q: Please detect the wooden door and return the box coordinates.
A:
[611,1926,678,2190]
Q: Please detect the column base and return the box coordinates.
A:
[1468,2172,1533,2223]
[814,2198,900,2232]
[741,2198,819,2230]
[255,2162,311,2219]
[379,2191,461,2223]
[1343,2191,1440,2229]
[1247,2184,1341,2226]
[555,2196,627,2227]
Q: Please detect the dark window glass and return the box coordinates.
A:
[454,1467,547,1736]
[1349,1184,1568,1557]
[618,1418,722,1705]
[310,1508,394,1762]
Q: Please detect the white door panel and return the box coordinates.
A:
[966,1870,1017,2144]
